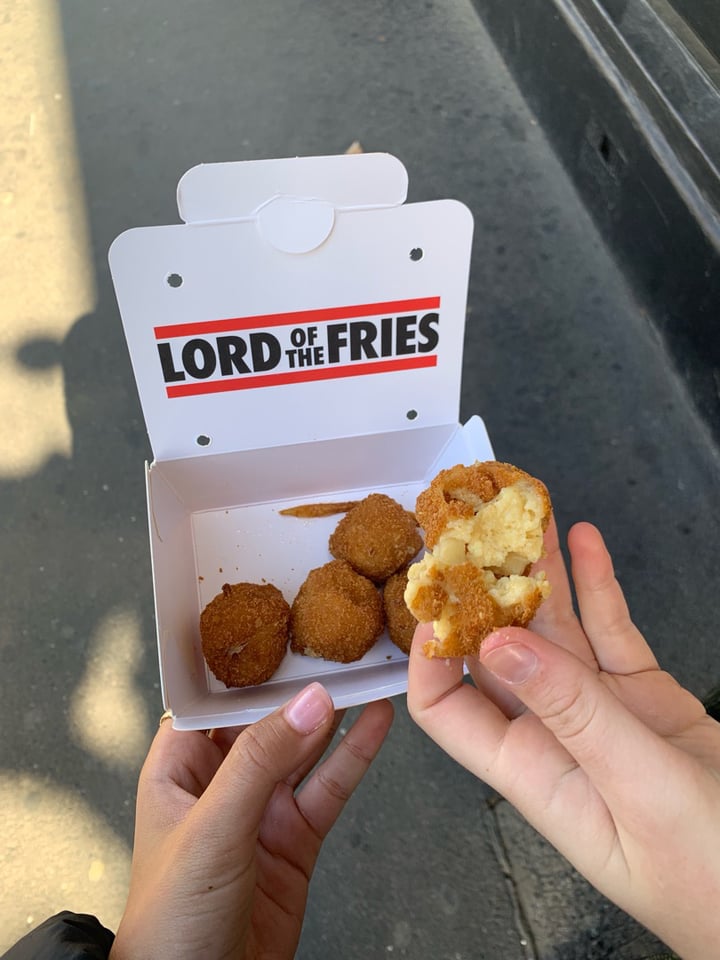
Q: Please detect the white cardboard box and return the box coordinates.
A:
[109,153,493,729]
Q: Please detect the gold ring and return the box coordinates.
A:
[159,709,173,726]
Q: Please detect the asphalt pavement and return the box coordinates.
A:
[2,0,718,957]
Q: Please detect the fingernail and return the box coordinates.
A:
[482,643,538,685]
[284,682,332,734]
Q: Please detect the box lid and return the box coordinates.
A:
[109,154,474,462]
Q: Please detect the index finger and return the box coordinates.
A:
[529,517,595,666]
[568,522,658,675]
[296,699,394,838]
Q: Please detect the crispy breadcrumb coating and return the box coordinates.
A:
[290,560,385,663]
[200,582,290,687]
[329,493,422,583]
[383,567,417,655]
[405,462,552,658]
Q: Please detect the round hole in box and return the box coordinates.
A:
[406,409,418,420]
[409,248,423,262]
[196,434,211,446]
[167,273,183,288]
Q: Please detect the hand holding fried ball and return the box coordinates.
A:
[200,582,290,687]
[407,521,720,960]
[405,462,552,657]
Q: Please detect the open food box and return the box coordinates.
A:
[109,153,493,729]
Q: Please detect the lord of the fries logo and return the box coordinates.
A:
[154,297,441,398]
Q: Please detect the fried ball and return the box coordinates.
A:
[383,567,417,655]
[405,461,553,658]
[200,582,290,687]
[290,560,385,663]
[328,493,422,582]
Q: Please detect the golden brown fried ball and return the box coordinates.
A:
[383,567,417,655]
[200,582,290,687]
[405,461,553,658]
[328,493,422,583]
[290,560,385,663]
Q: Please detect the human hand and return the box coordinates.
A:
[110,684,393,960]
[408,520,720,960]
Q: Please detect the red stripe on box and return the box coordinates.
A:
[154,297,441,340]
[165,354,437,398]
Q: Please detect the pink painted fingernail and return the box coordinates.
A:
[482,644,538,685]
[284,682,332,734]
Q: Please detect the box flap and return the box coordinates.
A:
[109,154,474,462]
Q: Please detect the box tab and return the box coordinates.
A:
[177,152,409,224]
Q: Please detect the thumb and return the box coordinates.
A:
[478,627,676,809]
[193,681,334,843]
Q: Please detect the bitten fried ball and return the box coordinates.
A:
[405,461,553,658]
[200,582,290,687]
[383,567,417,655]
[290,560,385,663]
[328,493,422,582]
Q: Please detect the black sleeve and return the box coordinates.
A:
[0,912,115,960]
